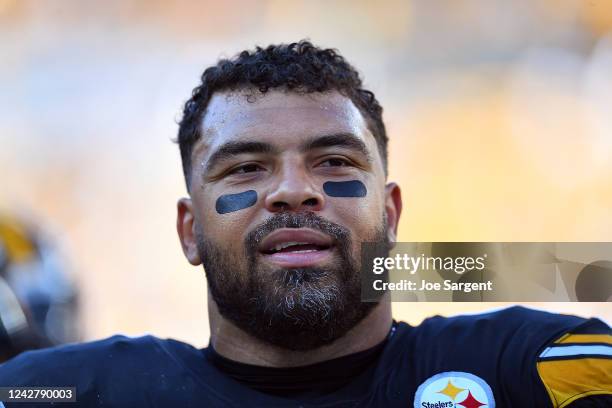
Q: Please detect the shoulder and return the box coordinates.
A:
[0,334,160,386]
[404,305,608,371]
[405,306,597,351]
[0,335,217,407]
[536,317,611,407]
[396,306,611,407]
[415,305,588,337]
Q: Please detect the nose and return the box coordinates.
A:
[264,164,325,213]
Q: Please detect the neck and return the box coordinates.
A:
[207,293,392,367]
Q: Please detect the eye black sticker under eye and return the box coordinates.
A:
[215,190,258,214]
[323,180,367,198]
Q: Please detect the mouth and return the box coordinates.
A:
[258,228,335,268]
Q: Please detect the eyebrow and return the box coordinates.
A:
[203,132,372,174]
[302,133,372,162]
[204,141,278,173]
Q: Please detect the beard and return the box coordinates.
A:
[196,211,390,351]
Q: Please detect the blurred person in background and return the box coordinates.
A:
[0,41,610,407]
[0,213,79,362]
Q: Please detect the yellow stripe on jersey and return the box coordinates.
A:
[537,358,612,408]
[554,334,612,345]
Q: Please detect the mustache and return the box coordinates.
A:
[244,211,351,256]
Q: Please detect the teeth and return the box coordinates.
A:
[272,241,310,252]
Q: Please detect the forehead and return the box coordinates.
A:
[195,89,374,156]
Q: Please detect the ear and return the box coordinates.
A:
[177,197,202,266]
[384,182,402,244]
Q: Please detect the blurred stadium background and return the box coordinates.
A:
[0,0,610,348]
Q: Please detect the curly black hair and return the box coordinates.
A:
[177,40,387,190]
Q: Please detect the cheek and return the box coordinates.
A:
[322,178,382,227]
[215,190,258,214]
[201,194,258,252]
[202,214,251,260]
[322,179,376,232]
[334,200,384,264]
[323,180,367,198]
[329,190,385,238]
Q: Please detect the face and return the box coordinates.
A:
[177,89,402,350]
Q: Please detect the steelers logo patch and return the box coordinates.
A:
[414,371,495,408]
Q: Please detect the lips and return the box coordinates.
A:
[258,228,335,268]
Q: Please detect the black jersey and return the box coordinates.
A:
[0,306,610,407]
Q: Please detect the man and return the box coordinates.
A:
[0,41,610,407]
